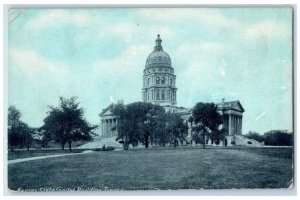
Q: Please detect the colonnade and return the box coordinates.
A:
[101,118,118,138]
[228,115,242,136]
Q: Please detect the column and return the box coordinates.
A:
[113,118,116,136]
[228,115,232,135]
[236,116,238,135]
[236,117,239,135]
[235,116,237,135]
[111,119,113,137]
[240,117,243,135]
[232,116,235,135]
[238,117,241,135]
[109,119,112,138]
[105,119,108,138]
[101,120,104,137]
[233,116,235,135]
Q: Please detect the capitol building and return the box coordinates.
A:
[97,35,263,147]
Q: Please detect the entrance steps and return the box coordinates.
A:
[77,137,123,149]
[233,135,264,147]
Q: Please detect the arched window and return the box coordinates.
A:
[156,90,160,100]
[162,90,165,100]
[170,78,173,86]
[161,77,165,84]
[156,77,160,85]
[148,78,150,86]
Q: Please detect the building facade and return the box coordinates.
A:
[99,34,262,147]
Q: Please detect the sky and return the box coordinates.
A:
[8,8,293,134]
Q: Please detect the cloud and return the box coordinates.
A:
[22,9,94,31]
[175,42,235,58]
[92,44,151,78]
[137,8,238,28]
[9,48,70,79]
[243,20,292,40]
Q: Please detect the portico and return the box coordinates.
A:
[100,104,118,139]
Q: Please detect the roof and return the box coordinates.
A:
[99,103,114,116]
[217,100,245,112]
[145,34,172,68]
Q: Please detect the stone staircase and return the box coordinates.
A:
[233,135,264,147]
[76,137,123,149]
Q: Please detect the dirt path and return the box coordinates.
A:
[8,150,94,165]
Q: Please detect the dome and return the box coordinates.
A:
[145,34,172,68]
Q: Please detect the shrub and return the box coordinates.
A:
[247,141,252,144]
[103,146,115,151]
[231,141,236,145]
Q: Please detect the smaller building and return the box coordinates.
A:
[99,104,118,139]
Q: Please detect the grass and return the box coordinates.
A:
[8,147,293,191]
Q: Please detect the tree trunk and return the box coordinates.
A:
[202,132,205,149]
[144,133,149,149]
[61,142,65,150]
[68,141,72,152]
[123,141,129,150]
[27,144,30,151]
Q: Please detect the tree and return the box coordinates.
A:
[209,127,226,145]
[8,106,36,151]
[8,106,21,151]
[36,128,52,148]
[264,130,293,146]
[41,96,97,151]
[191,128,204,144]
[192,102,223,149]
[165,113,188,148]
[244,131,264,143]
[112,102,165,150]
[143,105,166,148]
[19,122,35,151]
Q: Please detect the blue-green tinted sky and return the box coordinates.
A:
[8,8,293,134]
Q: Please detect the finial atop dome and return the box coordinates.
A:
[155,34,163,51]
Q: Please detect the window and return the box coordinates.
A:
[161,77,165,84]
[170,78,173,85]
[162,90,165,100]
[151,90,154,100]
[156,90,160,100]
[156,77,160,84]
[148,78,150,86]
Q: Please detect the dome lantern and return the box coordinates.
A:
[155,34,163,51]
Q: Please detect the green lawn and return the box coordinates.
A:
[8,147,293,191]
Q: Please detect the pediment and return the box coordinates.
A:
[232,101,245,112]
[100,103,114,116]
